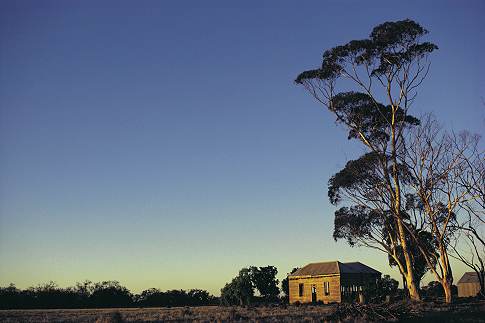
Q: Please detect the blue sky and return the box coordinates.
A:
[0,0,484,294]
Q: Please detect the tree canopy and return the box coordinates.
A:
[296,19,438,301]
[220,266,280,305]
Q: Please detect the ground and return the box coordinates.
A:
[0,300,483,322]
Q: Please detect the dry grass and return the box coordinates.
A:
[0,305,336,322]
[0,301,483,322]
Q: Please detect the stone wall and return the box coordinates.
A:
[288,274,341,304]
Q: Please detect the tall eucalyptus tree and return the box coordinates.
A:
[295,19,437,300]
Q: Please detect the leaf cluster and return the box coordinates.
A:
[295,19,437,84]
[328,152,383,204]
[333,205,383,246]
[330,92,420,145]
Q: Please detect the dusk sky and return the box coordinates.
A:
[1,0,484,295]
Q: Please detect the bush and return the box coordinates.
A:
[363,275,400,303]
[0,281,218,309]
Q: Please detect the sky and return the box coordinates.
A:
[0,0,484,295]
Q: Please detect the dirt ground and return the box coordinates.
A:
[0,301,483,322]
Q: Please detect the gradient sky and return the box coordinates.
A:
[1,0,484,295]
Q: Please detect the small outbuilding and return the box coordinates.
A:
[457,272,481,298]
[288,261,381,304]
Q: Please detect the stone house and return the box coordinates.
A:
[288,261,381,304]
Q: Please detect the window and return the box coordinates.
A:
[298,283,304,297]
[324,281,330,296]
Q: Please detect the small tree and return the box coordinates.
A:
[220,268,254,306]
[402,117,482,302]
[281,268,299,301]
[449,132,485,298]
[0,284,22,309]
[249,266,280,301]
[89,281,133,308]
[379,275,399,297]
[364,275,399,302]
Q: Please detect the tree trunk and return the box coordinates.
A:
[479,271,485,298]
[439,244,454,303]
[401,275,408,297]
[396,218,421,301]
[390,113,421,302]
[442,278,453,303]
[405,274,421,301]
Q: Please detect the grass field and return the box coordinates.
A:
[0,301,484,322]
[0,305,336,322]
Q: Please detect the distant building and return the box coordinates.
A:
[457,272,481,298]
[288,261,381,304]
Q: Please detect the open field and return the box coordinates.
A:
[0,305,336,322]
[0,301,484,322]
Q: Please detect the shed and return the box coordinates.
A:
[457,272,481,298]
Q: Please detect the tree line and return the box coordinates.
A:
[0,281,217,309]
[1,267,285,309]
[295,19,484,303]
[2,267,457,309]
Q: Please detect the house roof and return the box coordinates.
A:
[289,261,381,277]
[339,262,381,274]
[290,261,340,276]
[458,272,480,284]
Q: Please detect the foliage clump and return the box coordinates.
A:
[220,266,280,305]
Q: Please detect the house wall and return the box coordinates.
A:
[458,282,480,298]
[288,275,341,304]
[339,273,380,302]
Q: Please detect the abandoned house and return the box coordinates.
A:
[288,261,381,304]
[457,272,482,297]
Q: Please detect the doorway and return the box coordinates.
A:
[311,285,317,303]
